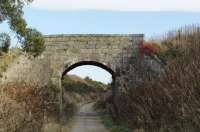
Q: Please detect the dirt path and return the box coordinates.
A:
[70,102,108,132]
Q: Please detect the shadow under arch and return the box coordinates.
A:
[61,61,115,82]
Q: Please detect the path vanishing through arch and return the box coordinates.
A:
[70,102,108,132]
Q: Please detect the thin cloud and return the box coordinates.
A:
[32,0,200,11]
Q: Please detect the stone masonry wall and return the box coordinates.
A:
[0,51,52,87]
[0,34,144,90]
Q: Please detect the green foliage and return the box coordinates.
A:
[62,75,109,93]
[0,0,45,56]
[110,126,131,132]
[84,76,110,89]
[22,28,45,57]
[0,33,10,53]
[0,0,31,35]
[62,76,93,93]
[96,105,131,132]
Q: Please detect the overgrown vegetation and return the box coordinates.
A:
[85,76,111,90]
[62,75,93,93]
[62,75,108,93]
[106,25,200,132]
[0,75,105,132]
[0,83,60,132]
[95,101,131,132]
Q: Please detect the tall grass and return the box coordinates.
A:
[0,83,60,132]
[111,25,200,132]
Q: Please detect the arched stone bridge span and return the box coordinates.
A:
[44,34,143,91]
[1,34,146,94]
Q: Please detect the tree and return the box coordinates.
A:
[22,28,45,57]
[0,33,11,53]
[0,0,45,56]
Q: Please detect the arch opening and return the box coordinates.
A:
[61,61,115,82]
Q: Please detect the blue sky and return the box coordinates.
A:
[22,8,200,38]
[1,1,200,83]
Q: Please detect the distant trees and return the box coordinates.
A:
[0,0,45,56]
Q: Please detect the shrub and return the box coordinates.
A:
[139,41,156,56]
[22,28,45,57]
[0,83,60,132]
[111,25,200,132]
[0,33,10,53]
[62,76,93,93]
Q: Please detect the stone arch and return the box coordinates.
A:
[61,61,115,82]
[61,61,117,95]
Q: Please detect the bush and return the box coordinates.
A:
[0,33,10,53]
[111,25,200,132]
[62,75,108,93]
[0,83,60,132]
[62,76,93,93]
[95,101,132,132]
[22,28,45,57]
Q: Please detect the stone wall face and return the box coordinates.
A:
[115,54,163,94]
[0,34,163,91]
[0,52,52,87]
[45,34,144,89]
[0,34,163,95]
[0,34,144,90]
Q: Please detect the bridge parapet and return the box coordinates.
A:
[44,34,144,45]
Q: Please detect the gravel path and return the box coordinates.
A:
[70,102,108,132]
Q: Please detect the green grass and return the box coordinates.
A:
[95,104,131,132]
[101,113,131,132]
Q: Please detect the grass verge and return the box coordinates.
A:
[95,103,132,132]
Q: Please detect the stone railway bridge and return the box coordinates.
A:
[0,34,162,118]
[45,34,144,93]
[1,34,144,90]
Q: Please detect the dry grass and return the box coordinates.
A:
[0,48,21,77]
[0,83,60,132]
[110,25,200,132]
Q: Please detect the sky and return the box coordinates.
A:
[1,0,200,84]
